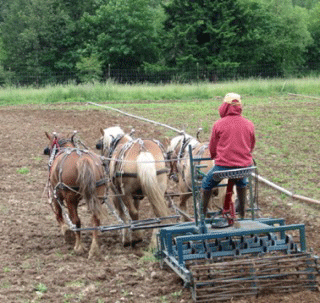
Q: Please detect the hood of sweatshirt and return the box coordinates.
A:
[219,101,242,118]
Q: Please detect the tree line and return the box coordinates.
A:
[0,0,320,86]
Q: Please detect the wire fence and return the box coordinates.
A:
[1,62,320,87]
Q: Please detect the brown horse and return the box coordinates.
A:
[96,126,170,248]
[166,133,232,217]
[44,131,108,259]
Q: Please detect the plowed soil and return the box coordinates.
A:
[0,104,319,303]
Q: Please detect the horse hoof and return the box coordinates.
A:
[64,229,75,244]
[123,241,132,247]
[123,238,143,248]
[88,243,101,260]
[131,238,143,247]
[74,246,86,255]
[88,251,101,260]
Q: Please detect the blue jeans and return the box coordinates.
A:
[201,165,249,190]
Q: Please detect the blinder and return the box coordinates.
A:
[96,138,103,150]
[44,147,50,155]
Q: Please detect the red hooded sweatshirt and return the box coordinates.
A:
[209,101,255,167]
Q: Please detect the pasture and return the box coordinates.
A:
[0,92,319,302]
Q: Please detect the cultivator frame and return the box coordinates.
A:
[157,145,319,302]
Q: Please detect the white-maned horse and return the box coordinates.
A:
[166,133,234,218]
[96,126,170,248]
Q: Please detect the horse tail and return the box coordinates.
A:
[137,152,169,218]
[76,156,108,219]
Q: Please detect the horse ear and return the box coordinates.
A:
[100,128,104,136]
[45,131,51,140]
[71,130,77,144]
[196,128,203,142]
[164,136,170,148]
[129,128,135,137]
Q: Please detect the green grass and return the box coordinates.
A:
[34,283,47,293]
[138,251,158,263]
[16,167,30,174]
[1,280,11,289]
[1,76,320,106]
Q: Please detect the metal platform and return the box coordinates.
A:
[158,217,306,279]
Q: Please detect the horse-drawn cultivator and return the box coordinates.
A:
[157,145,319,302]
[44,126,319,302]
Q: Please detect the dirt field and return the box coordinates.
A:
[0,104,319,303]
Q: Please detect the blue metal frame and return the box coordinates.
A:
[157,146,312,287]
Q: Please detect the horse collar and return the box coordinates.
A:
[108,134,124,158]
[179,137,192,158]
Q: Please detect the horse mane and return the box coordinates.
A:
[102,126,132,151]
[167,134,199,153]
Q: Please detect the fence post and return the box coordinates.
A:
[196,62,199,83]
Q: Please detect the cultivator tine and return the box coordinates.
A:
[189,253,319,302]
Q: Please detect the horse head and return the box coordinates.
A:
[96,126,132,157]
[44,131,76,156]
[166,133,186,182]
[166,133,200,182]
[95,129,104,154]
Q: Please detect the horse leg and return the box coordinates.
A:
[88,214,101,259]
[131,198,143,246]
[179,192,192,212]
[124,195,143,246]
[178,193,193,222]
[66,193,85,254]
[112,195,132,246]
[133,198,140,214]
[115,195,142,247]
[52,194,74,244]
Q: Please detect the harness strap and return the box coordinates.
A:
[115,168,169,178]
[179,137,194,159]
[108,134,124,159]
[55,178,108,192]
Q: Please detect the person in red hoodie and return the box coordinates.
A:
[202,93,255,219]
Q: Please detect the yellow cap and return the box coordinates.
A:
[223,93,241,105]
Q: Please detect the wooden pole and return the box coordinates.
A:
[87,101,183,134]
[288,93,320,101]
[253,173,320,206]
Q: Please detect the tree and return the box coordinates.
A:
[238,0,312,76]
[1,0,78,85]
[161,0,245,69]
[292,0,320,9]
[161,0,312,77]
[58,0,97,21]
[76,53,103,83]
[306,2,320,71]
[79,0,165,71]
[0,30,8,85]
